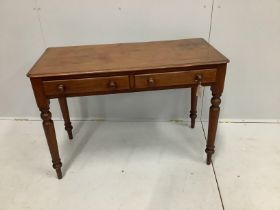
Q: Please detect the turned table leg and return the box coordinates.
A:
[205,86,222,165]
[205,64,226,164]
[189,86,198,128]
[40,100,63,179]
[58,97,73,139]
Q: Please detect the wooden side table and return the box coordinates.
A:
[27,38,229,179]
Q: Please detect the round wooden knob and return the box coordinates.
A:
[57,84,65,93]
[147,77,155,87]
[195,74,203,82]
[108,80,117,89]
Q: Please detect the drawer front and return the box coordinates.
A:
[43,76,130,96]
[135,69,216,89]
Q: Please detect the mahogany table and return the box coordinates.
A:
[27,38,229,179]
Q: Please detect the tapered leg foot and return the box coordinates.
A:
[206,157,211,165]
[190,86,198,128]
[56,168,63,179]
[205,148,214,165]
[190,113,197,128]
[52,161,63,179]
[67,131,73,140]
[65,124,73,140]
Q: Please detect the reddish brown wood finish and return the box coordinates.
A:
[205,64,227,164]
[30,78,63,179]
[27,38,228,78]
[190,86,198,128]
[27,39,229,179]
[134,69,216,89]
[58,97,73,140]
[43,76,130,97]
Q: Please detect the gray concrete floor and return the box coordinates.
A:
[0,120,279,210]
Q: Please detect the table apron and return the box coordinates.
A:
[42,68,217,98]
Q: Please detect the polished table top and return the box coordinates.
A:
[27,38,228,78]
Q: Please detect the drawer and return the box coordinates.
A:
[135,69,216,89]
[43,76,130,96]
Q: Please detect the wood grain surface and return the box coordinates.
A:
[27,38,228,77]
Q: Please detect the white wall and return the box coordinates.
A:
[1,0,280,120]
[0,0,45,117]
[201,0,280,120]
